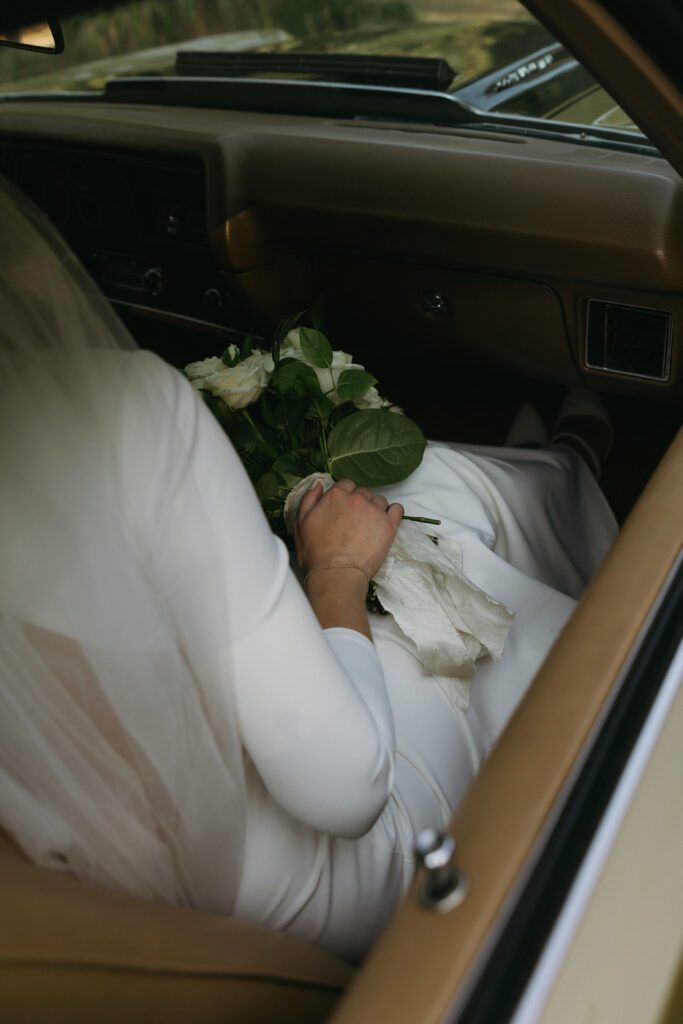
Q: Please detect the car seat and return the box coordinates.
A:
[0,830,352,1024]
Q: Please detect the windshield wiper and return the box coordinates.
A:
[174,50,457,92]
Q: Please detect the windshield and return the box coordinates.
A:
[0,0,641,137]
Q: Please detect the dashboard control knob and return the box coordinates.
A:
[144,267,165,297]
[203,287,222,311]
[164,212,180,236]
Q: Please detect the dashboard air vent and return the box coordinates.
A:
[585,300,672,381]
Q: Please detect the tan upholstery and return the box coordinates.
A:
[0,831,352,1024]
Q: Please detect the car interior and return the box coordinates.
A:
[0,2,682,1022]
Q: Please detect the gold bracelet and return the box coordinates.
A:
[303,564,370,588]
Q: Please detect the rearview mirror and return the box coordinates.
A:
[0,20,64,55]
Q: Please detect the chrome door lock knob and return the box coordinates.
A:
[419,290,447,315]
[414,827,468,912]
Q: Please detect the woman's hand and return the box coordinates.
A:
[294,479,404,579]
[294,480,404,640]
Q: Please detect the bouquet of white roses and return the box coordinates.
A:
[185,313,430,539]
[186,313,514,696]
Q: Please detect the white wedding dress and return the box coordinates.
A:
[0,182,618,963]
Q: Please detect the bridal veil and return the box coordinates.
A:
[0,178,247,911]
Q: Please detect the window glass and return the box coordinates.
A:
[0,0,641,136]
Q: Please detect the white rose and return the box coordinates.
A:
[279,336,364,403]
[281,327,303,353]
[354,385,384,410]
[356,390,403,413]
[314,357,367,403]
[184,355,224,381]
[280,331,355,371]
[250,349,275,373]
[203,353,272,409]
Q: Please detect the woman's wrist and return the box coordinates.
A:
[304,566,369,602]
[304,563,369,588]
[304,567,372,640]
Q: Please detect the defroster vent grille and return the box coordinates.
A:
[585,300,672,381]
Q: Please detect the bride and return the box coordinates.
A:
[0,180,617,963]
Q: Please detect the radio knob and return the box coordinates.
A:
[203,287,222,311]
[144,267,165,296]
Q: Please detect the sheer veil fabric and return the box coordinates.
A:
[0,179,247,912]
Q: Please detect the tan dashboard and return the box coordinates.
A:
[0,99,681,400]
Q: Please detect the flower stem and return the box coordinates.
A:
[279,396,294,446]
[242,409,265,441]
[319,420,330,472]
[403,515,441,525]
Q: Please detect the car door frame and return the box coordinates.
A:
[331,6,683,1021]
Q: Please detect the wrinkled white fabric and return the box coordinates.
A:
[373,523,513,703]
[285,472,514,709]
[284,471,334,533]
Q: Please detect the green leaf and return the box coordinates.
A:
[241,329,255,359]
[327,410,427,487]
[273,453,308,478]
[309,450,328,472]
[336,369,377,402]
[327,401,357,431]
[225,416,259,453]
[299,327,333,368]
[259,390,284,429]
[278,474,302,493]
[254,471,283,504]
[254,435,278,462]
[274,359,321,398]
[273,310,305,364]
[287,395,315,434]
[275,310,305,345]
[307,395,334,421]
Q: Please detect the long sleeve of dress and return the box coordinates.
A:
[232,588,395,837]
[120,351,395,839]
